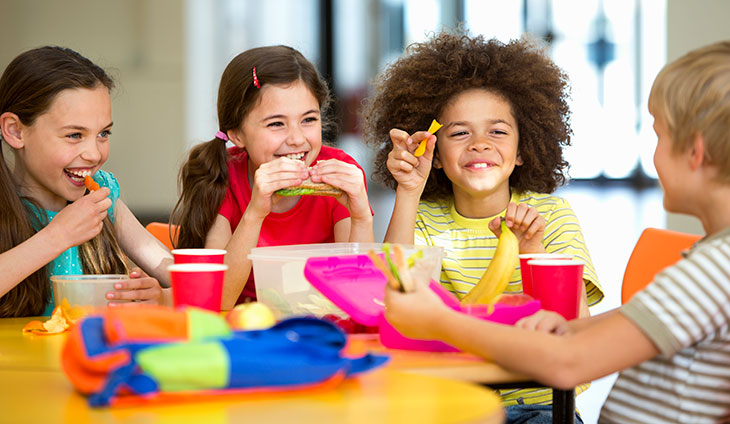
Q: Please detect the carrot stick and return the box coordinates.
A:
[84,175,100,191]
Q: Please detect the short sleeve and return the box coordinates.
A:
[622,241,730,356]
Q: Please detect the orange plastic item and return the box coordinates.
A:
[145,222,179,250]
[84,175,100,191]
[621,227,702,304]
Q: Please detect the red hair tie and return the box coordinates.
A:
[252,67,260,88]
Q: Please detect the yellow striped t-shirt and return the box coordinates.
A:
[414,190,604,406]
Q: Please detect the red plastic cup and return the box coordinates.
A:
[172,248,226,264]
[518,253,573,296]
[528,259,584,320]
[168,263,228,312]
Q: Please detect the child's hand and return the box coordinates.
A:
[515,310,570,335]
[386,128,436,193]
[249,157,309,218]
[489,202,546,253]
[106,267,163,305]
[309,159,370,220]
[47,187,112,249]
[384,279,450,340]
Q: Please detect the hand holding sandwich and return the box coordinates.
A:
[308,159,372,222]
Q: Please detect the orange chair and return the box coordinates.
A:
[145,222,179,250]
[621,227,702,304]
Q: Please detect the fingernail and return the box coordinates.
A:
[115,283,122,289]
[106,292,115,299]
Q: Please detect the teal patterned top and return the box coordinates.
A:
[23,170,120,315]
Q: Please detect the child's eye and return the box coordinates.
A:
[66,132,83,140]
[492,130,508,136]
[267,121,284,128]
[302,116,319,124]
[99,130,112,138]
[449,131,468,137]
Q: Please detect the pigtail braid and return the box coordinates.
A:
[171,138,229,248]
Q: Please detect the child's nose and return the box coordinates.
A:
[286,126,307,146]
[469,134,493,151]
[80,140,102,162]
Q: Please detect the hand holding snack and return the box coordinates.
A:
[414,119,443,157]
[248,157,309,219]
[84,175,100,191]
[46,187,111,249]
[387,128,436,193]
[308,159,371,220]
[488,202,547,254]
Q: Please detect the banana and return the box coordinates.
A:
[461,219,519,305]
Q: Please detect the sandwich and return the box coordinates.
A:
[275,180,343,197]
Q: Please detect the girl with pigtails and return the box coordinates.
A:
[172,46,373,310]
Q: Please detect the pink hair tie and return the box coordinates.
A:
[252,67,261,88]
[215,131,228,141]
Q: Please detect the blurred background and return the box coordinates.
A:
[1,1,729,422]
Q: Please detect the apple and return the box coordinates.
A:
[226,302,276,330]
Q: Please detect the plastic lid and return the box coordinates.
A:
[304,254,386,326]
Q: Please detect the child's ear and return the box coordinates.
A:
[0,112,24,149]
[226,129,246,149]
[689,133,706,170]
[433,150,442,169]
[515,152,524,166]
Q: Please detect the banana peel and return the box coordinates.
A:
[461,219,519,306]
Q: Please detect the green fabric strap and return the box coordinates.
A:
[187,307,231,340]
[135,342,230,391]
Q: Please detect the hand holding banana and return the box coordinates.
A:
[461,218,520,305]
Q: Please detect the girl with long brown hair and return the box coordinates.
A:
[171,45,373,310]
[0,46,172,317]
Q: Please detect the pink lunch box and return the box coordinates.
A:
[304,254,541,352]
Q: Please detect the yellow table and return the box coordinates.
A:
[0,318,504,424]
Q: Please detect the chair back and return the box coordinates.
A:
[621,227,702,304]
[145,222,179,250]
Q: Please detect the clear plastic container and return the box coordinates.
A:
[248,243,443,319]
[50,274,130,309]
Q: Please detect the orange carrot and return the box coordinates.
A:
[84,175,100,191]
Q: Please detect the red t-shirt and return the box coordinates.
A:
[218,145,370,303]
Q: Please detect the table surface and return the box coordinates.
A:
[0,317,506,424]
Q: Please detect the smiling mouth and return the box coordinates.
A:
[65,168,93,183]
[279,152,306,161]
[467,162,494,169]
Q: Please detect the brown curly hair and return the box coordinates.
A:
[362,31,572,200]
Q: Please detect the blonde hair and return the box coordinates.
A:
[649,41,730,182]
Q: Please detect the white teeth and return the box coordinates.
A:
[472,163,489,169]
[285,153,305,161]
[66,169,93,178]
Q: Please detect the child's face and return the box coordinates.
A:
[11,86,112,211]
[436,89,521,200]
[236,79,322,173]
[652,112,689,214]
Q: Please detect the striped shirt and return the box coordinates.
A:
[414,190,603,406]
[600,226,730,423]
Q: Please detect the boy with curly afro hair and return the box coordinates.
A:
[385,40,730,423]
[362,30,603,421]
